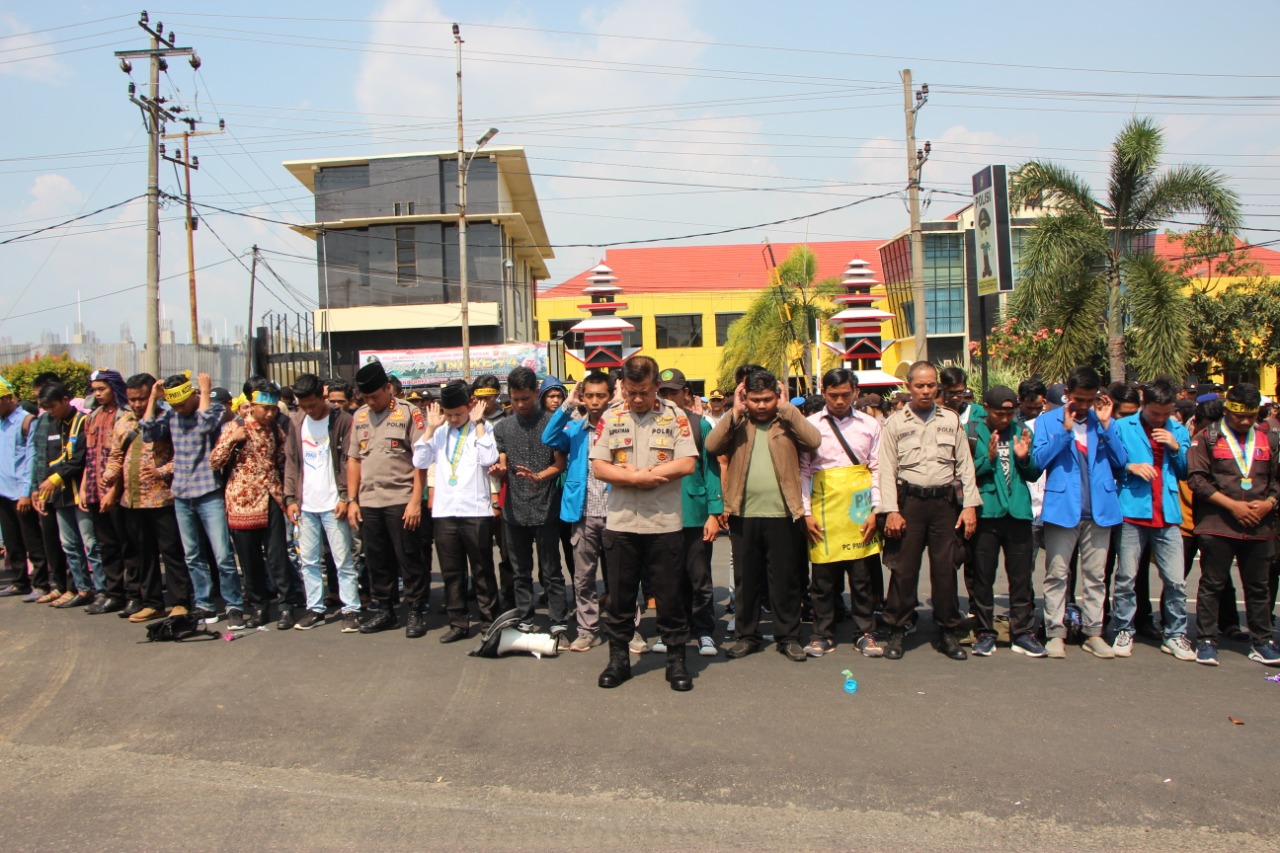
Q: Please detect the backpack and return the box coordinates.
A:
[144,613,219,642]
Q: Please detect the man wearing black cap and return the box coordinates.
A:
[413,380,499,643]
[347,360,429,637]
[968,386,1046,657]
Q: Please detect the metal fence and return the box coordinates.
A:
[0,341,249,389]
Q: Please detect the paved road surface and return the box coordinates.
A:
[0,551,1275,851]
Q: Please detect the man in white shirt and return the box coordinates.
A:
[413,380,498,644]
[284,373,358,632]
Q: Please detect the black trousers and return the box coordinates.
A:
[232,502,303,611]
[38,508,67,592]
[728,515,807,645]
[434,515,498,630]
[1163,534,1238,632]
[1196,534,1275,643]
[0,496,48,591]
[680,527,716,639]
[361,503,428,610]
[882,494,962,632]
[87,502,129,600]
[812,557,877,639]
[122,505,191,609]
[971,515,1036,638]
[602,529,687,646]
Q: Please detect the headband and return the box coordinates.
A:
[1224,400,1260,415]
[164,370,195,405]
[231,394,248,411]
[0,376,12,397]
[250,390,280,405]
[472,388,498,398]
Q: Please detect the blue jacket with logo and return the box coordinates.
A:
[1114,412,1189,525]
[1032,408,1128,528]
[542,403,595,524]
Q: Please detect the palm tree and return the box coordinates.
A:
[717,245,841,392]
[1010,117,1241,380]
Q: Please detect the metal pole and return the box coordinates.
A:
[143,30,161,376]
[903,69,928,363]
[454,24,471,380]
[246,245,257,379]
[182,130,199,345]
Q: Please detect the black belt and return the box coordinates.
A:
[897,480,953,500]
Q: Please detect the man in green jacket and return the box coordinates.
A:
[969,386,1047,658]
[658,369,725,657]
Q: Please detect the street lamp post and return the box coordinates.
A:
[457,127,497,381]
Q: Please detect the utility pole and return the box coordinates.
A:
[246,245,258,379]
[453,23,497,381]
[116,11,200,376]
[901,70,931,362]
[162,120,225,345]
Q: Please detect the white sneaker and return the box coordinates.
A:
[628,632,650,655]
[1045,637,1066,659]
[650,639,667,654]
[698,636,717,657]
[1112,630,1134,658]
[1161,634,1196,661]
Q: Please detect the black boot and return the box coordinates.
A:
[884,629,906,660]
[276,605,295,631]
[598,640,632,689]
[246,606,270,630]
[936,631,968,660]
[665,645,693,692]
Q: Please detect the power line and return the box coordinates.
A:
[0,195,145,246]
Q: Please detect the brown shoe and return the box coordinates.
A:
[49,591,74,607]
[36,589,64,604]
[128,607,163,623]
[167,605,189,618]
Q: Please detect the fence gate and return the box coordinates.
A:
[254,311,328,387]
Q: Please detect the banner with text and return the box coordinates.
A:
[359,343,551,386]
[972,165,1015,297]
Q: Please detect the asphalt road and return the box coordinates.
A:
[0,549,1276,852]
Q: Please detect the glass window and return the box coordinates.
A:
[656,314,703,349]
[395,226,415,287]
[715,312,744,346]
[547,319,582,351]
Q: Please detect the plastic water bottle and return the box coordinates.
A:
[841,669,858,694]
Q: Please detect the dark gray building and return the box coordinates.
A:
[283,147,553,376]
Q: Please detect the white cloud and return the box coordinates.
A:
[0,16,72,83]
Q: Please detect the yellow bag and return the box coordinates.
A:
[808,464,881,564]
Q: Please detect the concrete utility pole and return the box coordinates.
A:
[162,121,225,345]
[246,245,258,379]
[116,11,199,376]
[453,23,497,381]
[901,69,931,362]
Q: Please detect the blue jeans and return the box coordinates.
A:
[54,505,100,593]
[298,509,359,614]
[173,491,243,612]
[1112,522,1186,637]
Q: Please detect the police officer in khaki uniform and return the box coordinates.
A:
[877,361,981,661]
[589,355,698,692]
[346,360,428,637]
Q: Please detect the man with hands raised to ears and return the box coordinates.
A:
[413,380,499,644]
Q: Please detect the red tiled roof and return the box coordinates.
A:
[540,240,887,297]
[1154,232,1280,277]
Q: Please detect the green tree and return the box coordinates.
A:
[1010,117,1241,380]
[0,353,91,402]
[716,245,841,392]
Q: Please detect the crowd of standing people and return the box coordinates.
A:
[1,354,1277,693]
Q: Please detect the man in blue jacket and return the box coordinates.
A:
[1110,379,1194,660]
[543,371,614,652]
[1032,366,1128,659]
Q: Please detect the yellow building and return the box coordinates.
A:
[536,240,886,395]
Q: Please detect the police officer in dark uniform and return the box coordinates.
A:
[346,360,429,638]
[877,361,981,661]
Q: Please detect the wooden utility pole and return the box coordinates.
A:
[116,12,199,376]
[901,70,930,362]
[162,122,225,345]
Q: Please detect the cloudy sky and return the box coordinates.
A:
[2,0,1277,344]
